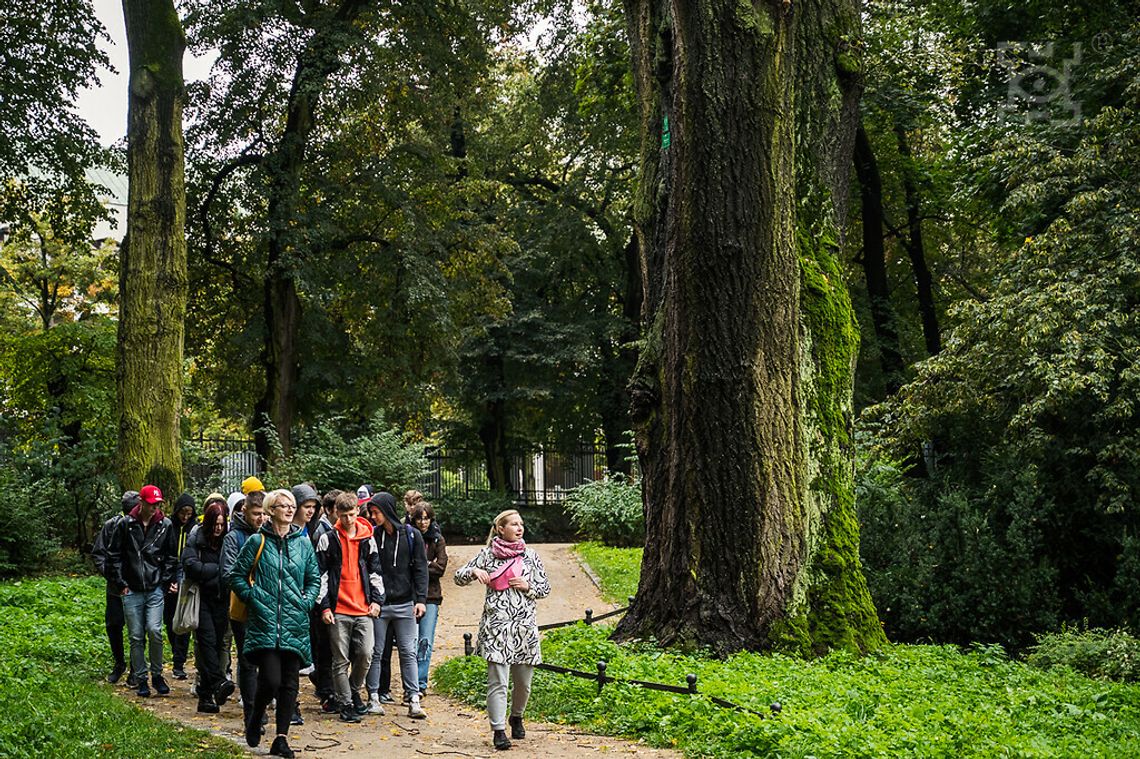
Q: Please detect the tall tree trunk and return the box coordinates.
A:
[616,0,883,655]
[253,0,372,461]
[116,0,187,495]
[478,352,511,492]
[894,123,941,356]
[854,122,905,394]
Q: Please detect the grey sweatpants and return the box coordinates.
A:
[486,662,534,730]
[329,613,374,706]
[366,601,420,698]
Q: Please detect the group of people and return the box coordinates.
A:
[91,476,550,755]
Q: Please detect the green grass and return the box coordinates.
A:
[0,575,245,758]
[574,541,642,603]
[433,542,1140,758]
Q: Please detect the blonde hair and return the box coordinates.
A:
[403,490,425,511]
[486,509,521,545]
[264,488,296,512]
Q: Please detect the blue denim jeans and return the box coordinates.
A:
[122,586,165,681]
[416,603,439,693]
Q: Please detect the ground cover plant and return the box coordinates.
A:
[435,544,1140,758]
[0,575,244,758]
[574,541,642,603]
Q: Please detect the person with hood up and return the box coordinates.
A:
[165,492,198,679]
[289,482,327,722]
[226,491,245,525]
[316,491,385,723]
[92,489,140,685]
[454,509,551,751]
[221,489,266,728]
[181,500,236,713]
[228,488,320,759]
[364,491,429,719]
[106,484,178,698]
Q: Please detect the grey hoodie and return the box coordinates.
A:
[221,509,259,585]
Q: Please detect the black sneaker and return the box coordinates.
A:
[107,662,127,684]
[172,667,188,680]
[320,698,339,714]
[269,735,295,758]
[493,729,511,750]
[197,697,220,714]
[378,691,396,704]
[136,677,151,698]
[290,703,303,725]
[215,679,235,706]
[126,673,139,689]
[339,706,362,723]
[152,674,170,695]
[351,692,369,716]
[509,715,526,739]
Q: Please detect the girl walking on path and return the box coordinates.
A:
[454,510,550,751]
[412,502,447,695]
[180,500,234,713]
[227,489,320,759]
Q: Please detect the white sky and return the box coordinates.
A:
[76,0,215,147]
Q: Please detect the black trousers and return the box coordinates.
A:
[164,590,191,667]
[232,621,259,715]
[194,596,230,697]
[252,649,301,737]
[309,607,334,700]
[105,591,126,666]
[378,623,396,694]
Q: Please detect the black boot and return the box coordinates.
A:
[509,715,526,739]
[493,729,512,750]
[214,679,235,706]
[244,708,262,748]
[269,735,295,758]
[107,662,127,684]
[197,696,219,714]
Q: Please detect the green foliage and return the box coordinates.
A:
[435,623,1140,757]
[433,492,555,544]
[564,474,644,547]
[1028,627,1140,684]
[262,414,428,494]
[858,21,1140,647]
[574,541,642,603]
[0,575,244,757]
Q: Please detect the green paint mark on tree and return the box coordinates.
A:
[661,114,671,149]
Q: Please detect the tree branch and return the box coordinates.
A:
[197,150,263,290]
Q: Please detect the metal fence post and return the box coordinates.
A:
[686,674,698,694]
[597,661,607,694]
[464,632,473,656]
[584,608,593,625]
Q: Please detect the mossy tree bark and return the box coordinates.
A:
[115,0,187,495]
[615,0,885,655]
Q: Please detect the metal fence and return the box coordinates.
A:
[419,445,608,505]
[185,434,260,494]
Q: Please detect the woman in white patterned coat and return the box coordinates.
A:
[454,509,550,751]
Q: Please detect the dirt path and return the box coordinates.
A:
[131,544,679,758]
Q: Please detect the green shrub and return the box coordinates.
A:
[564,473,644,547]
[434,492,553,543]
[263,413,428,494]
[1027,626,1140,683]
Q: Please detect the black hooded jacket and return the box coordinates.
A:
[370,492,428,605]
[181,524,227,603]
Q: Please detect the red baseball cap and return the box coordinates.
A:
[139,484,164,504]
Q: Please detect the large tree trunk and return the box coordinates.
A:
[253,0,372,460]
[894,123,941,356]
[616,0,884,655]
[854,122,905,394]
[116,0,187,495]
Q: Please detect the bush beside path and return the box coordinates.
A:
[132,543,679,758]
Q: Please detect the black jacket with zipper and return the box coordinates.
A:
[107,506,177,593]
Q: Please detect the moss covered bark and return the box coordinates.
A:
[615,0,884,656]
[116,0,187,495]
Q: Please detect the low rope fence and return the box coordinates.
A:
[461,602,782,720]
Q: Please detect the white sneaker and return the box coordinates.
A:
[367,694,385,715]
[408,695,426,720]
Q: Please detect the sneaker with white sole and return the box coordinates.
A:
[408,695,426,720]
[366,694,385,715]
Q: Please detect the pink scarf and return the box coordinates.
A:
[488,537,526,591]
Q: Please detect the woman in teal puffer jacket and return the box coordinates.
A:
[228,488,319,759]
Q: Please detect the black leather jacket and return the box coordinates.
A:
[107,511,178,593]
